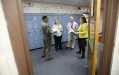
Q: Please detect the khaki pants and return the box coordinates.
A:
[67,33,76,48]
[42,38,52,59]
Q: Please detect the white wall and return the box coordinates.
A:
[111,1,119,75]
[99,10,103,33]
[22,1,88,14]
[0,0,18,75]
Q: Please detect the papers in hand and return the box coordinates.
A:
[69,30,77,36]
[52,29,58,33]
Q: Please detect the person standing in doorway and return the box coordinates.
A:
[52,20,63,52]
[40,15,56,61]
[66,16,78,50]
[75,16,88,59]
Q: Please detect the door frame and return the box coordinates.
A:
[2,0,119,75]
[17,0,34,75]
[98,0,119,75]
[2,0,33,75]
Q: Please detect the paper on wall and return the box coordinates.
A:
[67,10,72,13]
[36,8,41,13]
[25,7,31,13]
[41,8,46,13]
[57,9,62,13]
[62,5,67,9]
[26,2,34,7]
[49,4,54,8]
[74,6,77,9]
[35,2,41,8]
[66,6,69,9]
[42,3,48,8]
[63,10,67,13]
[55,5,60,9]
[52,9,57,13]
[30,7,34,13]
[60,5,64,9]
[69,6,74,10]
[23,1,89,14]
[72,10,77,13]
[46,8,52,13]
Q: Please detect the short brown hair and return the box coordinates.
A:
[42,15,48,20]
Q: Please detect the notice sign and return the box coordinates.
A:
[89,38,94,52]
[89,19,95,52]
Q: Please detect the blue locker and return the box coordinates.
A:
[48,15,55,45]
[36,15,42,48]
[62,15,68,42]
[24,14,82,50]
[28,31,36,50]
[38,15,45,48]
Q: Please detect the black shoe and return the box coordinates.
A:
[41,55,45,58]
[66,47,69,49]
[71,48,74,50]
[59,48,62,50]
[78,56,85,59]
[76,51,81,54]
[55,48,58,50]
[55,48,58,52]
[81,56,85,59]
[46,57,53,61]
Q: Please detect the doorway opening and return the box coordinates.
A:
[3,0,118,75]
[22,0,89,75]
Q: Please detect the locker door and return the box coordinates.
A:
[62,15,65,42]
[32,15,38,49]
[27,27,35,50]
[62,15,69,42]
[38,15,43,47]
[30,15,36,50]
[65,15,70,42]
[25,15,35,50]
[33,15,40,49]
[48,15,55,45]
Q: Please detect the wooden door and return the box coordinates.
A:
[98,0,119,75]
[1,0,33,75]
[87,0,119,75]
[87,0,101,75]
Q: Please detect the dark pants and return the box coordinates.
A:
[54,35,62,50]
[78,38,87,57]
[42,38,52,59]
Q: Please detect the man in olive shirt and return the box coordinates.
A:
[40,15,55,61]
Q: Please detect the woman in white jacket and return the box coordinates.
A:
[52,20,63,52]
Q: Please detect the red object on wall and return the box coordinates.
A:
[98,35,102,42]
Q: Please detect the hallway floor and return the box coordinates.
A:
[30,42,88,75]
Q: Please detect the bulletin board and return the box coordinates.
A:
[89,19,95,52]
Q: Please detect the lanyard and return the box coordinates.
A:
[70,22,73,28]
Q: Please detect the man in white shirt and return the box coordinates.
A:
[66,16,78,50]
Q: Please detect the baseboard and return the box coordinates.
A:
[30,41,68,51]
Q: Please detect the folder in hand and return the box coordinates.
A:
[71,31,78,36]
[69,30,77,36]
